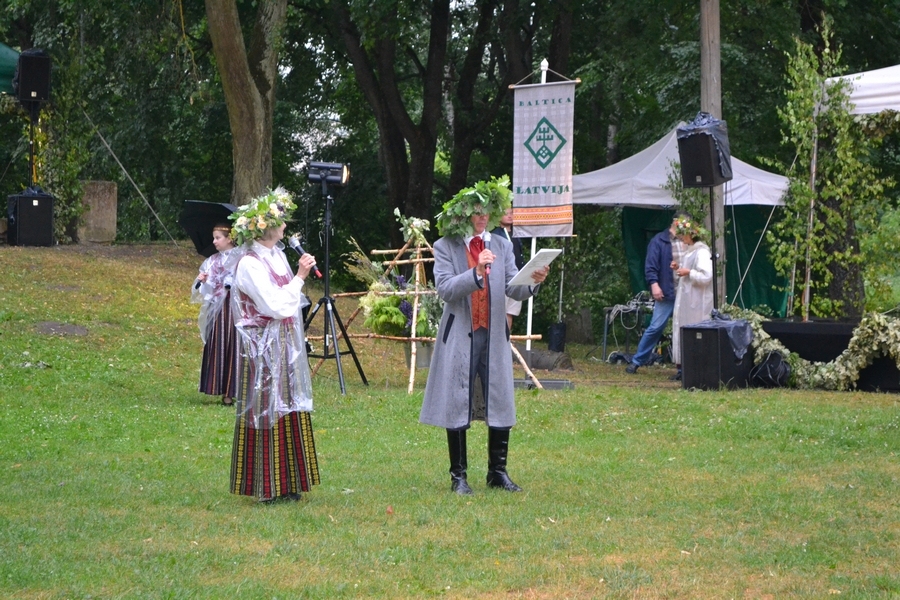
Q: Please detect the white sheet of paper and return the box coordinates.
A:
[508,248,562,286]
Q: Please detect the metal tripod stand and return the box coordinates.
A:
[304,188,368,394]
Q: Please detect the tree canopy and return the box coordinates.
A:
[2,0,899,329]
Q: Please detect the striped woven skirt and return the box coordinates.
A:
[229,322,319,500]
[199,293,239,397]
[230,410,320,499]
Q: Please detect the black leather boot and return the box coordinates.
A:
[486,427,522,492]
[447,429,473,495]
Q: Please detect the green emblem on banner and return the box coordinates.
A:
[525,117,566,169]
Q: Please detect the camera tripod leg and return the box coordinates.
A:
[304,295,368,395]
[327,299,368,387]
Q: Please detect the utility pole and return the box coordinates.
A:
[700,0,725,306]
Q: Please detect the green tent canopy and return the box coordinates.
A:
[1,42,19,95]
[622,206,788,317]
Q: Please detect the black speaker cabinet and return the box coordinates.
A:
[7,192,54,246]
[761,320,900,392]
[681,325,752,390]
[677,134,731,188]
[760,320,853,363]
[15,51,52,103]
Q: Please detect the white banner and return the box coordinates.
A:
[512,80,575,238]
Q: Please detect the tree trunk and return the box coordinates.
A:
[447,0,506,196]
[450,0,572,195]
[546,0,573,83]
[824,199,866,317]
[205,0,286,205]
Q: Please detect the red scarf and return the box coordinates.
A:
[467,237,489,330]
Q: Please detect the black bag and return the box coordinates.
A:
[750,351,791,388]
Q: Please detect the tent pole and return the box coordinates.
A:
[709,187,719,310]
[709,186,719,310]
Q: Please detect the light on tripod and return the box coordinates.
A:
[302,158,367,394]
[307,161,350,187]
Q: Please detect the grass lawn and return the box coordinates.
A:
[1,242,899,599]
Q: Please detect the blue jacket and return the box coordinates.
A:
[645,229,675,301]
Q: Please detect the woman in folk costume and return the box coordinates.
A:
[228,188,320,503]
[670,217,715,379]
[420,176,549,495]
[191,224,241,406]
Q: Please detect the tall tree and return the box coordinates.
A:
[301,0,572,245]
[447,1,573,193]
[767,18,890,319]
[330,0,449,225]
[205,0,286,205]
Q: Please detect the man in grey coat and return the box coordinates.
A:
[420,197,549,495]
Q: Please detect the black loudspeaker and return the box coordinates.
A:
[681,325,752,390]
[677,133,731,188]
[14,51,52,103]
[7,191,55,246]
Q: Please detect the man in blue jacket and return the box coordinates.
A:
[626,214,686,374]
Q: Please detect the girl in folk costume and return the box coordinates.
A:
[420,176,549,495]
[227,188,320,503]
[191,224,241,406]
[670,218,715,379]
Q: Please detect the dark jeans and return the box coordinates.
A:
[630,299,674,366]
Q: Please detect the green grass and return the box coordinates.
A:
[1,243,899,599]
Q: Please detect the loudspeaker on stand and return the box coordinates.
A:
[14,49,51,104]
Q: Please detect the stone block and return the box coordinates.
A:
[77,181,117,243]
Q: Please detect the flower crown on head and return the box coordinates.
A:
[229,187,296,246]
[435,175,513,238]
[674,217,706,241]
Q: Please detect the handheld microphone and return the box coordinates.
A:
[288,235,323,278]
[483,231,492,276]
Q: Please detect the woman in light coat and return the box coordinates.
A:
[670,218,714,376]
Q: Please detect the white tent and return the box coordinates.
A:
[827,64,900,115]
[572,127,787,207]
[571,126,790,314]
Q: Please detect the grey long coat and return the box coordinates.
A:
[419,233,537,430]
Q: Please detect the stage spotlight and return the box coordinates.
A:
[307,161,350,187]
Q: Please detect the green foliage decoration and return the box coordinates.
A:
[344,236,441,339]
[662,160,708,223]
[359,280,440,339]
[435,175,512,238]
[392,206,430,247]
[721,305,900,390]
[361,292,408,337]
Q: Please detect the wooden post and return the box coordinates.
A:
[700,0,725,306]
[407,246,423,393]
